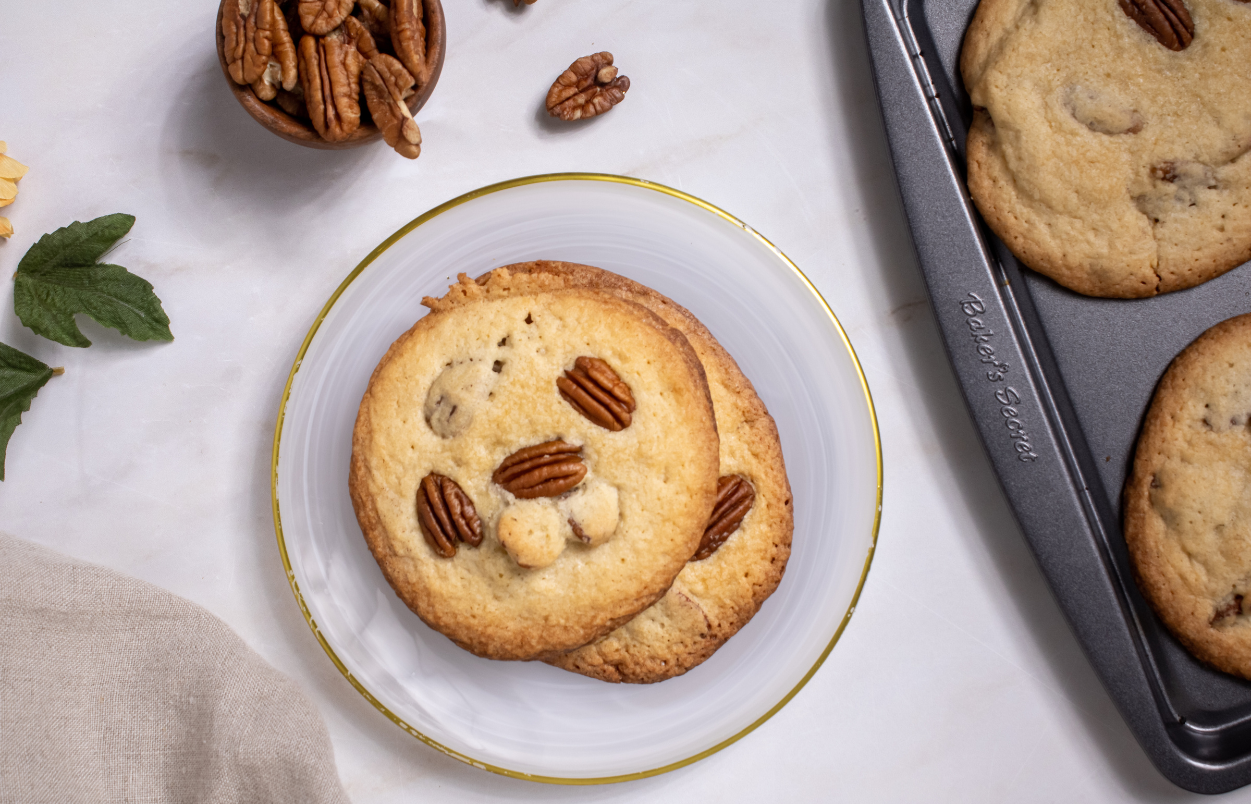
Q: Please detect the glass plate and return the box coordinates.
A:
[271,174,881,783]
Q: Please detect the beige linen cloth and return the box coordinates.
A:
[0,533,350,804]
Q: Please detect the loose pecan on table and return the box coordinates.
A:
[493,441,587,499]
[557,356,635,431]
[417,473,483,558]
[299,28,364,142]
[693,475,756,561]
[1118,0,1194,51]
[546,52,630,121]
[362,54,423,159]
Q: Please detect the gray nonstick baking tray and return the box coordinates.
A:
[863,0,1251,794]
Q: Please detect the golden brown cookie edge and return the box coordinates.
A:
[1124,312,1251,680]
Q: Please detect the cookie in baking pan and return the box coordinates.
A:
[491,261,793,684]
[961,0,1251,298]
[1125,313,1251,679]
[349,273,720,661]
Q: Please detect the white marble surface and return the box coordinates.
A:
[0,0,1233,800]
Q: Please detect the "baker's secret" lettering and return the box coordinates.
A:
[959,292,1038,463]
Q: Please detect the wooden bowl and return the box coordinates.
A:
[215,0,445,150]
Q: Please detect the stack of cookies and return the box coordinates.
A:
[349,261,792,682]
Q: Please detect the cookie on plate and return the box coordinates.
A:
[961,0,1251,298]
[349,274,720,661]
[490,262,793,683]
[1125,313,1251,679]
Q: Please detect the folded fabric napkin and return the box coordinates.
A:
[0,534,350,804]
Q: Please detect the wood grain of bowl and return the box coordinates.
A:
[215,0,445,150]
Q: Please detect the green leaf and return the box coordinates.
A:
[0,342,57,481]
[14,214,174,347]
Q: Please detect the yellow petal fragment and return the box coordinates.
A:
[0,178,15,206]
[0,217,11,238]
[0,154,28,181]
[0,142,6,154]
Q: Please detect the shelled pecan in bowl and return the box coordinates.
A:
[216,0,445,156]
[362,54,423,158]
[300,27,364,142]
[299,0,355,35]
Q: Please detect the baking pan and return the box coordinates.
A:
[863,0,1251,793]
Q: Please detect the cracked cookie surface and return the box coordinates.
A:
[961,0,1251,297]
[349,277,719,661]
[1125,313,1251,679]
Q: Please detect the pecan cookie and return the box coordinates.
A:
[492,262,793,683]
[1125,313,1251,679]
[349,275,720,661]
[961,0,1251,297]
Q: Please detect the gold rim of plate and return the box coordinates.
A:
[270,172,883,785]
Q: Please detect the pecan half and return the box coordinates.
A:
[247,1,298,100]
[299,29,364,142]
[392,0,430,90]
[513,0,538,5]
[224,0,298,100]
[416,473,483,558]
[222,0,255,85]
[693,475,756,561]
[546,52,630,121]
[344,15,380,61]
[557,356,636,431]
[1118,0,1194,51]
[493,441,587,499]
[362,54,422,159]
[226,0,260,84]
[298,0,354,36]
